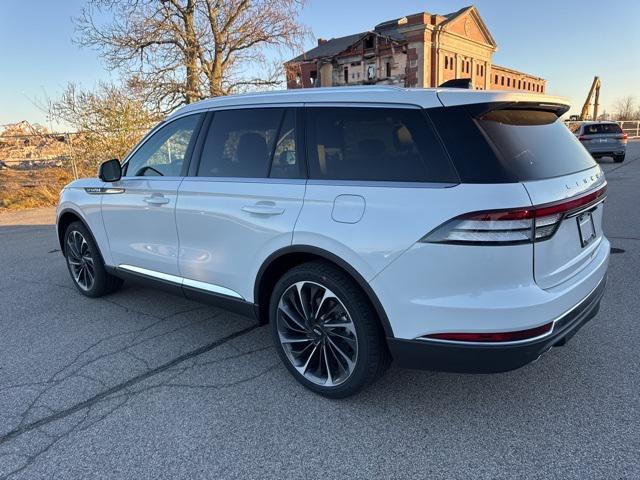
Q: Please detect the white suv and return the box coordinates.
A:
[57,87,609,398]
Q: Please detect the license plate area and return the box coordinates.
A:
[577,211,596,247]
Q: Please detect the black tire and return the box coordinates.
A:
[614,154,625,163]
[269,260,389,398]
[63,221,123,297]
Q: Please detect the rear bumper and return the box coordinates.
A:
[387,276,606,373]
[586,145,626,155]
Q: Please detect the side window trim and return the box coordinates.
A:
[266,107,306,180]
[421,109,461,183]
[266,109,288,178]
[121,112,205,178]
[187,111,215,177]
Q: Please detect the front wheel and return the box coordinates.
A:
[64,221,123,297]
[269,261,389,398]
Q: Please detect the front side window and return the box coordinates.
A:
[306,107,457,183]
[125,114,202,177]
[197,108,291,178]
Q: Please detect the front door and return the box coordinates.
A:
[102,113,203,276]
[176,107,305,301]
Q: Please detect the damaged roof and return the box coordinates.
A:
[287,5,476,64]
[287,29,405,64]
[287,32,368,63]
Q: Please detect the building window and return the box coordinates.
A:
[444,56,448,69]
[344,67,348,84]
[501,76,504,86]
[466,61,470,74]
[410,59,417,68]
[310,70,317,86]
[495,74,498,83]
[518,79,521,89]
[507,78,510,87]
[386,61,391,78]
[364,36,374,49]
[367,64,376,80]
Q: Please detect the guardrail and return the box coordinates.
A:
[565,120,640,138]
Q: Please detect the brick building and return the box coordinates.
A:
[285,6,545,93]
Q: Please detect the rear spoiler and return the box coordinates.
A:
[436,90,571,117]
[466,101,571,119]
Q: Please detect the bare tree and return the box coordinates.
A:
[75,0,308,111]
[48,82,161,170]
[613,95,637,121]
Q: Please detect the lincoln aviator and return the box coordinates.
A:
[56,87,609,397]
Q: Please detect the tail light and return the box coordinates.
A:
[617,133,628,140]
[578,135,587,141]
[421,182,607,246]
[424,322,553,343]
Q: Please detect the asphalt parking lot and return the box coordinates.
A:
[1,142,639,479]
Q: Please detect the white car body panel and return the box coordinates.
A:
[521,165,606,289]
[56,178,113,266]
[175,177,305,301]
[101,177,182,275]
[371,234,609,340]
[294,181,533,283]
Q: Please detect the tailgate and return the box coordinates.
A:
[522,166,606,289]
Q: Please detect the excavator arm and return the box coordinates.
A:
[580,76,601,120]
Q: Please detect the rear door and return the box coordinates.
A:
[474,108,606,289]
[175,107,305,301]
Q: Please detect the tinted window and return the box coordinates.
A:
[583,123,623,135]
[198,108,284,178]
[126,114,202,177]
[306,107,457,183]
[270,109,302,179]
[477,109,596,180]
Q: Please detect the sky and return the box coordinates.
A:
[1,0,639,129]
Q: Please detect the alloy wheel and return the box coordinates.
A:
[276,281,358,387]
[66,230,95,291]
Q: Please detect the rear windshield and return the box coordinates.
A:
[582,123,623,135]
[476,109,597,181]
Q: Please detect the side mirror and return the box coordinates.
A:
[98,159,122,182]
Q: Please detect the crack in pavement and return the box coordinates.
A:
[0,323,259,447]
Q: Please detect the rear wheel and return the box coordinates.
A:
[269,261,389,398]
[614,154,625,163]
[64,221,123,297]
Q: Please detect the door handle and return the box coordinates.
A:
[144,194,170,205]
[241,202,284,216]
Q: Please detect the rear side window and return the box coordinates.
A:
[477,108,597,180]
[198,108,284,178]
[583,123,623,135]
[305,107,458,183]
